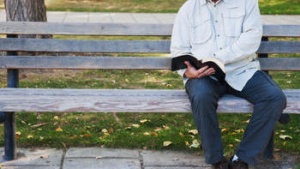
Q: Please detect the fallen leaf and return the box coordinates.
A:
[131,124,140,128]
[102,128,108,133]
[162,125,170,130]
[27,134,34,139]
[140,119,149,124]
[282,141,287,146]
[53,116,59,120]
[279,135,292,140]
[56,126,63,132]
[189,139,200,148]
[221,128,229,133]
[235,139,241,142]
[31,123,47,128]
[154,127,162,132]
[188,129,198,135]
[16,131,21,136]
[143,132,151,136]
[163,141,172,147]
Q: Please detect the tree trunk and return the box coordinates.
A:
[5,0,48,38]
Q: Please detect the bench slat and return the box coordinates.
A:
[0,38,299,54]
[0,88,298,113]
[1,56,300,71]
[0,22,173,36]
[0,39,170,53]
[258,41,300,54]
[1,22,300,37]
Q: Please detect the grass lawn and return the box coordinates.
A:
[0,0,299,162]
[0,0,299,14]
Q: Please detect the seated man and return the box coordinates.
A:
[170,0,287,169]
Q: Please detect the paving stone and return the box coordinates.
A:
[63,158,141,169]
[0,148,62,169]
[65,147,139,158]
[141,150,209,168]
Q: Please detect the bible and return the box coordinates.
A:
[171,55,225,82]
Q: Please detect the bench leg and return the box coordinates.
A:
[263,131,274,159]
[4,112,16,160]
[4,68,19,160]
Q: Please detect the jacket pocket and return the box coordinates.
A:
[192,18,212,44]
[222,12,244,37]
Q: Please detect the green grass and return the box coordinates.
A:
[0,0,299,14]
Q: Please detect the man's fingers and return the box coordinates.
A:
[184,61,192,68]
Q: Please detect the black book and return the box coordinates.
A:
[171,55,225,82]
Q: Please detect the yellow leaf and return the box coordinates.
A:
[143,132,151,136]
[140,119,149,124]
[27,134,34,139]
[228,144,233,148]
[221,128,229,133]
[279,134,292,140]
[162,125,170,130]
[56,126,63,132]
[235,139,241,142]
[154,127,162,132]
[282,141,287,146]
[16,131,21,136]
[163,141,172,147]
[102,128,108,133]
[179,131,184,137]
[53,116,59,120]
[189,139,200,148]
[188,129,198,135]
[131,124,140,128]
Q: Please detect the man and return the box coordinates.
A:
[170,0,287,169]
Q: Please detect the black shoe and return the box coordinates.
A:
[0,112,5,123]
[229,159,248,169]
[212,156,229,169]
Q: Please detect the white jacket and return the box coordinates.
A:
[170,0,263,91]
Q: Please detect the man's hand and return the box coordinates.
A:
[183,61,215,79]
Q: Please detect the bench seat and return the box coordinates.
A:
[0,88,299,113]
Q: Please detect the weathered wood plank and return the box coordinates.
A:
[263,25,300,37]
[1,56,300,71]
[0,22,300,37]
[0,39,170,53]
[0,22,173,36]
[1,38,299,54]
[0,88,299,113]
[258,41,300,54]
[0,56,172,70]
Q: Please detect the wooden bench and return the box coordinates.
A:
[0,22,299,161]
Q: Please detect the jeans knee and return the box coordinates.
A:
[271,90,287,109]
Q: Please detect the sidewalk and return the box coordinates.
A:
[0,10,300,25]
[0,147,299,169]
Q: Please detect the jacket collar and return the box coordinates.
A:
[200,0,229,5]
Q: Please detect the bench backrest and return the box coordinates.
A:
[0,22,299,71]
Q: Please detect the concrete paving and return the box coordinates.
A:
[0,10,299,169]
[0,147,299,169]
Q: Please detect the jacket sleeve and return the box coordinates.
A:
[170,4,192,77]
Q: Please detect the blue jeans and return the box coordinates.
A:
[185,70,286,165]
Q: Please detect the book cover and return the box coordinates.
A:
[171,55,225,82]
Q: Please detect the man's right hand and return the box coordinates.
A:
[183,61,215,79]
